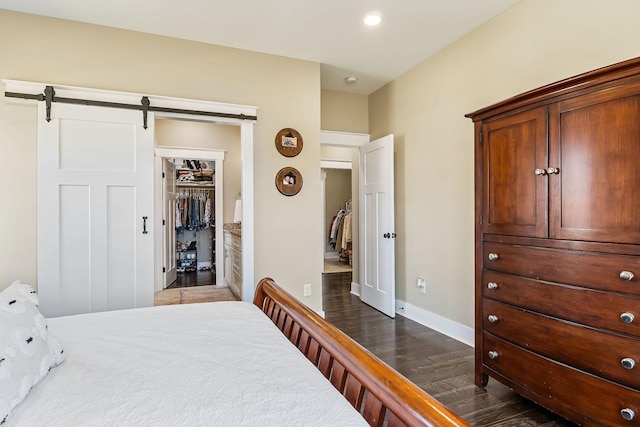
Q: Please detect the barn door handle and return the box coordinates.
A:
[143,216,148,234]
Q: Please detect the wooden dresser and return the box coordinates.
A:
[467,58,640,426]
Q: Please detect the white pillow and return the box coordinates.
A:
[0,281,65,424]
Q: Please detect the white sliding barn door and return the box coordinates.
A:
[37,103,154,317]
[359,134,396,318]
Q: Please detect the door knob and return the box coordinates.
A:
[383,233,390,238]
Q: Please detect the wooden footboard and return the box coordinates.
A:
[254,278,470,427]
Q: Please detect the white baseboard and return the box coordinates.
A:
[350,281,360,296]
[345,282,472,346]
[395,299,474,347]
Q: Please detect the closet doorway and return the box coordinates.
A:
[323,166,353,274]
[155,119,242,291]
[320,130,369,310]
[320,139,360,311]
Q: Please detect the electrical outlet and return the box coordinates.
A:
[417,278,426,294]
[303,284,312,297]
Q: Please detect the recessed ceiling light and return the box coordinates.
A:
[364,11,382,26]
[345,76,358,84]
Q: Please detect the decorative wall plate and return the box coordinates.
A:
[275,128,303,157]
[275,167,303,196]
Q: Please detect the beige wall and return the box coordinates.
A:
[0,10,323,311]
[321,89,369,133]
[155,119,241,224]
[369,0,640,328]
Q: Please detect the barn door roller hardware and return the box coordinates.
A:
[5,85,258,128]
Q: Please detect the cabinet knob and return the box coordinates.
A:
[621,312,635,324]
[488,351,499,360]
[621,358,636,370]
[534,168,547,176]
[619,271,634,281]
[546,167,559,175]
[487,282,498,290]
[488,253,499,261]
[488,315,499,323]
[621,408,635,421]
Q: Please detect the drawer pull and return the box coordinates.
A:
[488,253,499,261]
[488,315,499,323]
[487,282,498,290]
[488,351,499,360]
[621,408,635,421]
[546,167,559,175]
[534,168,547,176]
[619,271,634,281]
[621,312,635,324]
[621,358,636,370]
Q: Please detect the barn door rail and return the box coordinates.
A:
[5,85,258,129]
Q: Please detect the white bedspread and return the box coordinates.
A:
[6,301,367,426]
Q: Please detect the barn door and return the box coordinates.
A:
[37,102,154,317]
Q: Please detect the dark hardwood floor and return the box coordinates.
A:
[322,273,577,427]
[167,270,216,288]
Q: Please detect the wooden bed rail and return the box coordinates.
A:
[254,278,470,427]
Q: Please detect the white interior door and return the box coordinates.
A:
[37,102,155,317]
[359,134,395,317]
[163,159,177,287]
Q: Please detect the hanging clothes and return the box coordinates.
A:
[328,200,352,250]
[176,188,212,232]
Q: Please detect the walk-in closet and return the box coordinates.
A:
[172,158,216,286]
[323,166,353,279]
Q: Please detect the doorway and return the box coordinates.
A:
[155,118,241,291]
[322,166,353,271]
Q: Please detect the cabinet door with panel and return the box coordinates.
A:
[482,107,548,238]
[549,81,640,244]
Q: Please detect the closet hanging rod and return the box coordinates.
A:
[5,86,258,129]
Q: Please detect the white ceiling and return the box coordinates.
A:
[0,0,520,94]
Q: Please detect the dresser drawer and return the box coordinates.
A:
[483,333,640,426]
[482,270,640,337]
[483,298,640,390]
[483,242,640,296]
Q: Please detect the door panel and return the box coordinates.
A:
[164,160,177,287]
[549,82,640,244]
[38,103,154,317]
[360,134,395,318]
[483,107,548,238]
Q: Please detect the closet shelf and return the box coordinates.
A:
[176,183,215,188]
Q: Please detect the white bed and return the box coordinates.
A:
[2,278,470,427]
[5,300,367,426]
